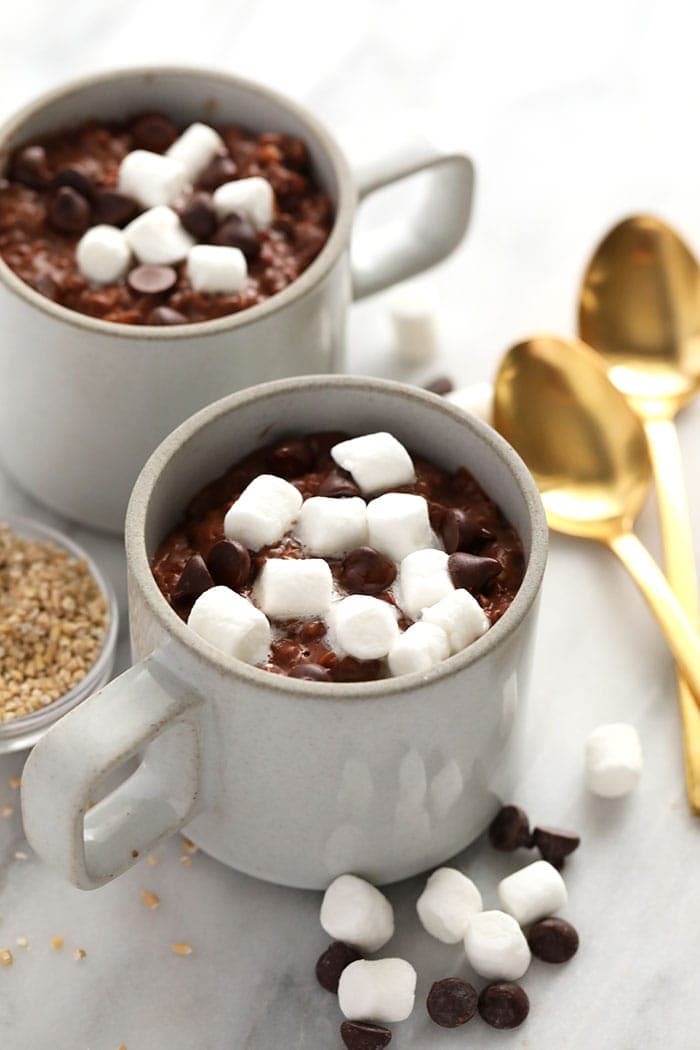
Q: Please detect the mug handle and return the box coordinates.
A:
[350,140,474,300]
[21,654,202,890]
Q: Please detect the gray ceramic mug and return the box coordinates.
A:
[0,67,473,533]
[22,376,547,891]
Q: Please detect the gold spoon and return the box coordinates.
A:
[579,215,700,811]
[494,335,700,710]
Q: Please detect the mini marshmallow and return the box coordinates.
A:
[446,382,494,427]
[416,867,482,944]
[331,432,416,496]
[338,959,417,1024]
[187,586,270,664]
[295,496,368,557]
[331,594,400,660]
[118,149,189,208]
[464,910,531,981]
[367,493,433,563]
[498,860,567,927]
[320,874,394,953]
[585,722,643,798]
[213,176,275,230]
[166,122,225,180]
[253,558,333,619]
[398,548,454,619]
[125,206,194,265]
[76,225,131,284]
[224,474,303,550]
[388,621,449,677]
[187,244,247,294]
[388,289,438,365]
[421,588,489,653]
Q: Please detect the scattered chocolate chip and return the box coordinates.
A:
[478,982,529,1029]
[93,189,139,227]
[30,274,58,300]
[424,375,454,396]
[11,145,52,189]
[315,941,362,992]
[426,977,478,1028]
[340,1020,392,1050]
[339,547,397,596]
[213,213,260,260]
[333,656,383,682]
[528,917,579,963]
[179,193,217,240]
[448,552,501,594]
[130,112,178,153]
[146,306,188,325]
[48,186,91,235]
[441,508,493,554]
[127,264,178,295]
[206,539,250,591]
[197,155,238,191]
[267,439,313,478]
[53,168,94,199]
[289,663,331,681]
[317,469,360,498]
[299,620,327,643]
[488,805,532,851]
[172,554,214,602]
[532,826,580,869]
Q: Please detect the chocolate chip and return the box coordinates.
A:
[53,168,94,200]
[299,620,327,643]
[448,552,501,594]
[532,826,580,869]
[315,941,362,992]
[11,145,52,189]
[172,554,214,602]
[488,805,532,851]
[197,155,238,191]
[426,978,478,1028]
[127,264,178,295]
[340,1021,392,1050]
[289,663,331,681]
[267,439,312,478]
[339,547,396,596]
[317,469,360,498]
[424,375,454,396]
[441,508,493,554]
[528,917,579,963]
[333,656,383,682]
[130,112,178,153]
[478,982,529,1029]
[179,193,217,240]
[48,186,91,235]
[206,539,250,591]
[93,189,139,227]
[30,274,58,300]
[213,213,260,260]
[146,306,188,325]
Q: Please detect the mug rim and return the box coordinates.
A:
[0,64,356,342]
[126,375,548,698]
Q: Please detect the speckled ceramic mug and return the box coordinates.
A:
[0,66,473,533]
[21,376,547,891]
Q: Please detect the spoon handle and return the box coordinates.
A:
[608,531,700,708]
[644,417,700,813]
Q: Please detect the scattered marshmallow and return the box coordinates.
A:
[498,860,567,927]
[585,723,643,798]
[76,225,131,284]
[253,558,333,619]
[331,432,416,496]
[187,244,247,294]
[125,206,194,265]
[388,288,438,365]
[421,588,489,653]
[213,176,275,230]
[166,122,225,180]
[118,150,189,208]
[367,493,433,562]
[398,548,454,619]
[388,621,450,677]
[224,474,302,550]
[446,382,494,427]
[187,586,270,664]
[464,910,531,981]
[338,959,417,1024]
[295,496,368,557]
[331,595,399,660]
[320,874,394,952]
[416,867,483,944]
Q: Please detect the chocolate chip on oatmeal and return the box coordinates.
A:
[213,213,261,260]
[11,145,52,189]
[531,826,580,870]
[53,168,94,200]
[206,539,251,591]
[197,155,238,191]
[267,439,313,478]
[49,186,91,235]
[527,917,579,963]
[478,982,529,1029]
[146,305,188,325]
[339,547,397,596]
[127,264,178,295]
[488,805,532,851]
[130,112,178,153]
[448,552,501,594]
[426,978,478,1028]
[93,189,139,227]
[340,1021,392,1050]
[289,663,331,681]
[317,469,361,498]
[441,507,493,554]
[424,375,454,396]
[172,554,214,603]
[315,940,362,992]
[179,193,217,240]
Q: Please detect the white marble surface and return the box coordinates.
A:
[2,1,700,1047]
